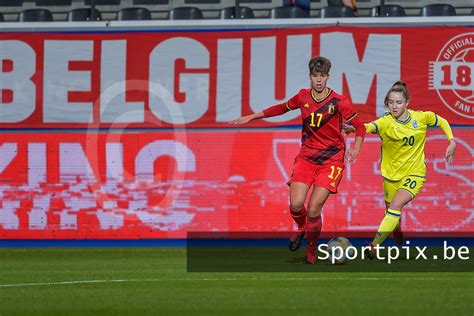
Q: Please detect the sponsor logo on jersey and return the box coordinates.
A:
[412,120,418,128]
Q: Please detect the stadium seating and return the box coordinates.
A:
[84,0,121,5]
[320,5,356,18]
[35,0,72,7]
[17,8,53,21]
[1,0,23,6]
[117,7,151,20]
[218,6,254,19]
[133,0,169,4]
[0,12,4,22]
[35,0,72,5]
[166,6,203,19]
[371,4,406,17]
[0,0,473,22]
[420,3,456,16]
[327,0,344,6]
[270,6,305,18]
[66,7,102,20]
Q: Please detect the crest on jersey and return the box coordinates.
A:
[412,120,418,128]
[328,103,335,114]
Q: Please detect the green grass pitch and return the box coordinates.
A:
[0,247,472,315]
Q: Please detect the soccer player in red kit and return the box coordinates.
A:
[231,56,365,264]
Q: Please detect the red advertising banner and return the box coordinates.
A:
[0,26,473,129]
[0,129,472,238]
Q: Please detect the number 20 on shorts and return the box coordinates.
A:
[403,177,417,189]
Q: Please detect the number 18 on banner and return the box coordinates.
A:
[429,61,474,90]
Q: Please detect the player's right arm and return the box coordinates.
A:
[343,117,385,135]
[364,119,384,134]
[230,91,301,125]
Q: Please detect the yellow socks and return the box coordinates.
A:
[372,209,401,245]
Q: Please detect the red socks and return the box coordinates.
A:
[290,206,307,229]
[305,215,322,263]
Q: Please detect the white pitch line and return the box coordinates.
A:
[0,279,128,288]
[0,277,472,288]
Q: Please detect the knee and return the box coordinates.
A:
[388,203,402,211]
[307,203,323,216]
[290,201,305,212]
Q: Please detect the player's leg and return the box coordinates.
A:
[287,158,317,251]
[389,200,404,245]
[367,176,425,261]
[383,176,425,247]
[366,179,400,259]
[372,189,412,246]
[288,182,311,251]
[289,182,310,228]
[307,186,331,217]
[304,186,331,263]
[382,200,403,245]
[303,163,342,263]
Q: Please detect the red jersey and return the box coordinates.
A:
[263,88,364,165]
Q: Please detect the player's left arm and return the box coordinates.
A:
[425,111,456,164]
[340,98,365,163]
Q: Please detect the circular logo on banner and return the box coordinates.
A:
[429,33,474,119]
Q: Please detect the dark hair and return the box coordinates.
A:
[308,56,331,75]
[384,81,410,106]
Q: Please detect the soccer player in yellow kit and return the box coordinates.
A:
[344,81,456,258]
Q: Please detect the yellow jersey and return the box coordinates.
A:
[365,110,453,181]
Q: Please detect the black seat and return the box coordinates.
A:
[167,7,203,20]
[84,0,120,5]
[327,0,343,5]
[320,6,356,18]
[0,13,4,22]
[0,0,23,6]
[371,5,405,17]
[117,7,151,20]
[66,8,102,21]
[219,6,254,19]
[35,0,71,5]
[471,8,474,15]
[133,0,168,3]
[270,6,305,18]
[420,4,456,16]
[17,8,53,22]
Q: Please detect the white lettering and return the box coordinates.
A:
[135,140,196,182]
[216,39,243,122]
[321,32,401,116]
[0,143,17,173]
[28,143,46,186]
[0,41,36,122]
[249,35,311,122]
[100,40,144,123]
[44,40,93,122]
[149,37,210,124]
[60,143,96,182]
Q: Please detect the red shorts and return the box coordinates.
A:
[288,158,345,193]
